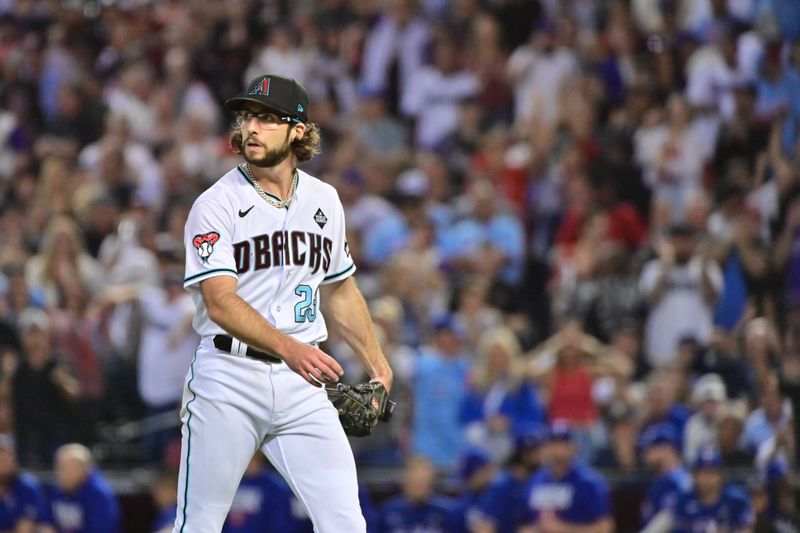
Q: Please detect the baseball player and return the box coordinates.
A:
[44,444,120,533]
[378,457,457,533]
[223,453,296,532]
[638,423,691,533]
[0,434,48,531]
[470,424,544,533]
[672,445,754,533]
[519,421,614,533]
[175,74,392,533]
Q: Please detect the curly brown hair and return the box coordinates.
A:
[229,122,321,163]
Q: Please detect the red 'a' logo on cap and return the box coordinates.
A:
[249,77,270,96]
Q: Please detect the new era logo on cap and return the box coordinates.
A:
[226,74,309,123]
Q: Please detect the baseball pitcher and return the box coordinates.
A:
[174,74,393,533]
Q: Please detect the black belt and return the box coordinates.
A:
[213,335,283,364]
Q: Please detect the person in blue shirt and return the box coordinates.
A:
[439,181,526,285]
[223,453,378,533]
[519,421,614,533]
[460,327,545,462]
[639,375,691,456]
[452,449,494,533]
[411,315,470,469]
[378,456,456,533]
[471,424,545,533]
[44,443,120,533]
[638,423,691,531]
[672,445,754,533]
[150,470,177,532]
[223,453,310,533]
[0,433,48,532]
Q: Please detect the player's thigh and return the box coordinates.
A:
[261,400,365,533]
[174,386,262,531]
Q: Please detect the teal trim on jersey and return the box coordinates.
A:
[183,268,238,284]
[236,165,283,203]
[322,262,355,281]
[180,349,199,532]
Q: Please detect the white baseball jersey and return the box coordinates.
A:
[183,164,355,344]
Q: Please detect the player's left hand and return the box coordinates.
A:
[370,374,392,394]
[326,380,396,437]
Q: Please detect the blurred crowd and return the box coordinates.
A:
[0,0,799,530]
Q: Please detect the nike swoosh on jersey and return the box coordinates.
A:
[238,205,255,217]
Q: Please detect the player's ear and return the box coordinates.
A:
[293,123,306,142]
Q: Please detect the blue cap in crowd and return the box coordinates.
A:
[432,314,466,339]
[546,420,574,442]
[514,423,545,450]
[762,456,789,485]
[692,445,722,470]
[639,423,679,450]
[459,449,491,481]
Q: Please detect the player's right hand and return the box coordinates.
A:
[282,343,344,387]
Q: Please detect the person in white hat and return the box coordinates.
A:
[683,373,727,464]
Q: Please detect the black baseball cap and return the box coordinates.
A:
[225,74,309,123]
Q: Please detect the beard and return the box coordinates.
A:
[244,130,292,168]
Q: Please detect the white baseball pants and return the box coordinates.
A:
[172,347,366,533]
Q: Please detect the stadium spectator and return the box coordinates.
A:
[101,259,197,463]
[25,216,104,309]
[149,470,177,533]
[401,30,480,150]
[710,201,771,332]
[753,455,799,531]
[528,322,631,462]
[377,456,455,533]
[774,194,800,305]
[7,309,80,466]
[594,404,640,471]
[640,222,723,368]
[47,279,104,445]
[0,433,48,531]
[441,179,526,288]
[635,94,714,225]
[451,278,503,348]
[716,404,754,468]
[359,0,430,115]
[684,373,728,463]
[0,263,41,352]
[411,315,469,469]
[44,443,120,533]
[505,18,579,130]
[461,326,545,463]
[519,421,614,533]
[638,371,692,449]
[740,377,792,454]
[690,329,753,400]
[350,86,409,157]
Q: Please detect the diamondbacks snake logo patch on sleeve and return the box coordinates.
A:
[193,231,220,264]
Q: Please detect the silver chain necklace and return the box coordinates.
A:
[240,163,297,209]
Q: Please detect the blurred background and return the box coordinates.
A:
[0,0,798,531]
